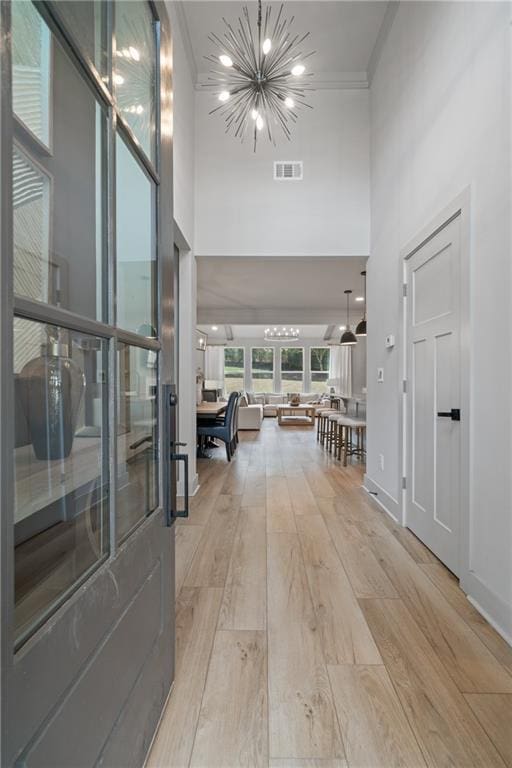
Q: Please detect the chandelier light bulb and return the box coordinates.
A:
[262,38,272,54]
[113,73,124,86]
[219,54,233,67]
[256,114,264,131]
[284,97,295,108]
[122,48,130,58]
[291,63,305,76]
[251,109,259,120]
[218,90,230,102]
[129,46,140,61]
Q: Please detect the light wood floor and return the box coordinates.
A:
[148,419,512,768]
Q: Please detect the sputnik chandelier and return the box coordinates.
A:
[205,0,315,150]
[264,327,300,342]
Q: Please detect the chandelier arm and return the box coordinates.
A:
[266,92,293,138]
[242,7,259,74]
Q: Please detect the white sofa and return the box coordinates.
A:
[250,392,329,418]
[238,403,264,430]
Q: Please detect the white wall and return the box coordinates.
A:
[194,89,370,257]
[366,1,512,636]
[167,1,199,494]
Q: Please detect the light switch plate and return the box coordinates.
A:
[377,368,384,383]
[385,334,395,348]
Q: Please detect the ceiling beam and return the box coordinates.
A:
[324,325,335,341]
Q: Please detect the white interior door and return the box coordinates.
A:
[406,215,462,575]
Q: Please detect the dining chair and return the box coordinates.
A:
[197,391,238,461]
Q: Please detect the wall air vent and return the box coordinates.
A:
[274,161,303,181]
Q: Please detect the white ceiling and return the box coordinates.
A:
[179,1,390,84]
[197,255,368,326]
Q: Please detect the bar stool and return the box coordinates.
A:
[317,408,337,444]
[327,413,341,453]
[336,416,366,466]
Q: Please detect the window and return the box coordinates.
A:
[12,0,51,148]
[13,16,107,321]
[116,343,158,542]
[224,347,244,394]
[310,347,330,393]
[115,0,157,163]
[13,318,109,644]
[116,135,156,336]
[251,347,274,393]
[281,347,304,393]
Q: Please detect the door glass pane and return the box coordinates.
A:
[12,10,107,321]
[251,347,274,393]
[53,1,108,80]
[114,0,157,162]
[14,318,109,645]
[281,347,304,393]
[117,343,158,542]
[310,347,330,393]
[116,135,156,336]
[224,348,244,394]
[12,0,51,147]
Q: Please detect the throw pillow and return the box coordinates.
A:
[247,392,256,404]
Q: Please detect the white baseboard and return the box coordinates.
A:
[177,472,199,498]
[461,572,512,646]
[363,474,400,523]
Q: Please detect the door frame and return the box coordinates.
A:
[400,187,471,585]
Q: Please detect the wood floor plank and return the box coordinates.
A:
[303,467,337,499]
[184,464,228,526]
[328,664,427,768]
[175,524,203,596]
[267,532,344,761]
[320,501,399,599]
[296,515,381,665]
[242,469,267,507]
[367,533,512,693]
[287,471,321,516]
[267,475,297,533]
[221,460,248,495]
[219,507,267,630]
[360,598,507,768]
[420,562,512,676]
[190,630,268,768]
[184,494,241,588]
[464,694,512,767]
[390,525,439,564]
[270,759,347,767]
[147,587,223,768]
[323,494,391,539]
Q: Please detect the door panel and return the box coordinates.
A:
[1,2,175,765]
[406,216,461,574]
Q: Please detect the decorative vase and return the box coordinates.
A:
[20,340,85,460]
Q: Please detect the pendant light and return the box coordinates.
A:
[356,270,367,336]
[340,290,358,346]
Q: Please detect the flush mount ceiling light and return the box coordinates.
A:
[356,270,367,336]
[205,0,315,150]
[340,290,358,346]
[264,326,300,342]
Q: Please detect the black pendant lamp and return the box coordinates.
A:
[356,270,367,336]
[340,290,358,346]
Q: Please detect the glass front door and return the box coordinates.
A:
[0,2,175,764]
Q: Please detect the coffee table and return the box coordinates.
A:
[275,404,316,426]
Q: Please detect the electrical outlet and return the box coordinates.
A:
[379,453,385,471]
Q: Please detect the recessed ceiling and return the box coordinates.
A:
[180,1,389,83]
[197,255,368,325]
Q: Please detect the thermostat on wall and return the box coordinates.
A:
[385,335,395,348]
